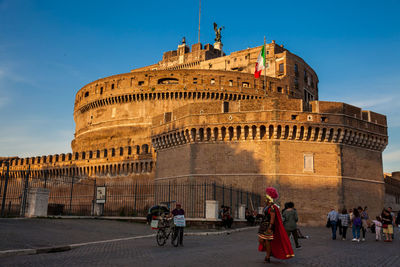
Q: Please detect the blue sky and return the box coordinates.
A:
[0,0,399,172]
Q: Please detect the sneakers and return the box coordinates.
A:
[296,245,302,249]
[352,238,357,242]
[361,238,365,241]
[342,238,346,240]
[357,239,360,242]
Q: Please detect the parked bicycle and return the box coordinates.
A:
[154,215,179,247]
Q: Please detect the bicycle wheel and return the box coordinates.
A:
[156,229,167,246]
[171,227,179,247]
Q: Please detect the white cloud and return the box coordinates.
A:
[351,97,396,109]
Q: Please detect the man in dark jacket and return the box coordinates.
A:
[282,202,301,248]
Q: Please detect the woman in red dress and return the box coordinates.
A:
[258,187,294,263]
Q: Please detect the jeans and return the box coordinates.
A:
[341,226,348,239]
[174,227,184,245]
[286,229,299,247]
[352,225,361,239]
[331,221,337,240]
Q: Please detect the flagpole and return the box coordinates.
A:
[263,36,267,96]
[198,0,201,43]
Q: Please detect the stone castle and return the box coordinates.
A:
[1,35,394,224]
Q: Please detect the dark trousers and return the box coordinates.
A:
[362,227,366,238]
[341,226,348,239]
[174,227,184,244]
[286,229,299,247]
[331,221,337,240]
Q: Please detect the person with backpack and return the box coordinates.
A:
[351,208,362,242]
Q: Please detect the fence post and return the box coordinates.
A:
[134,182,137,215]
[92,178,96,216]
[69,177,75,215]
[168,181,171,204]
[213,182,216,200]
[203,182,207,218]
[222,184,225,206]
[230,185,232,210]
[236,189,239,219]
[1,161,10,217]
[44,169,48,188]
[20,165,30,217]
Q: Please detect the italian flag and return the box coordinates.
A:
[254,46,265,78]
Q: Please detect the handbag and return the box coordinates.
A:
[326,219,331,228]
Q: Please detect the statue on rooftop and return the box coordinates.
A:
[213,22,224,42]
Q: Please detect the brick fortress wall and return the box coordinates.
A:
[151,99,388,225]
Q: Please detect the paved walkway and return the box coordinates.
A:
[1,218,399,266]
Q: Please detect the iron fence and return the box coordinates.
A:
[0,167,262,218]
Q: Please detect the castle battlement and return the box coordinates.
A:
[150,99,388,153]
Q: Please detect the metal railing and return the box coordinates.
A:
[0,166,262,218]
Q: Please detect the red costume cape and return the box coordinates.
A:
[258,204,294,259]
[271,204,294,259]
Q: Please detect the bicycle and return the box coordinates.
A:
[155,216,179,247]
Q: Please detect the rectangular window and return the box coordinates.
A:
[211,79,215,85]
[279,63,284,73]
[138,81,144,86]
[294,64,299,76]
[229,80,233,86]
[304,154,314,172]
[277,87,282,93]
[223,101,229,113]
[111,84,115,89]
[164,112,172,123]
[193,78,198,84]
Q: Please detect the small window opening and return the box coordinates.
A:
[193,78,198,84]
[321,117,328,122]
[229,80,233,86]
[211,79,215,85]
[279,63,284,73]
[84,92,89,97]
[138,81,144,86]
[277,87,282,93]
[100,87,103,94]
[223,101,229,113]
[291,115,298,120]
[111,84,115,89]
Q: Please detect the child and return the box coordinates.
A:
[372,216,382,241]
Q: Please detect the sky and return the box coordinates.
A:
[0,0,399,172]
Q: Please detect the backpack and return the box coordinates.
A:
[353,217,362,227]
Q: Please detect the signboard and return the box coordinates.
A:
[96,186,106,204]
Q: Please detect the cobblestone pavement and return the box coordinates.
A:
[0,218,155,251]
[1,218,399,267]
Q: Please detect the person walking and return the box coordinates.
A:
[359,206,369,241]
[382,208,393,242]
[327,208,339,240]
[282,202,301,248]
[351,208,362,242]
[171,203,185,246]
[372,216,382,241]
[338,208,350,240]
